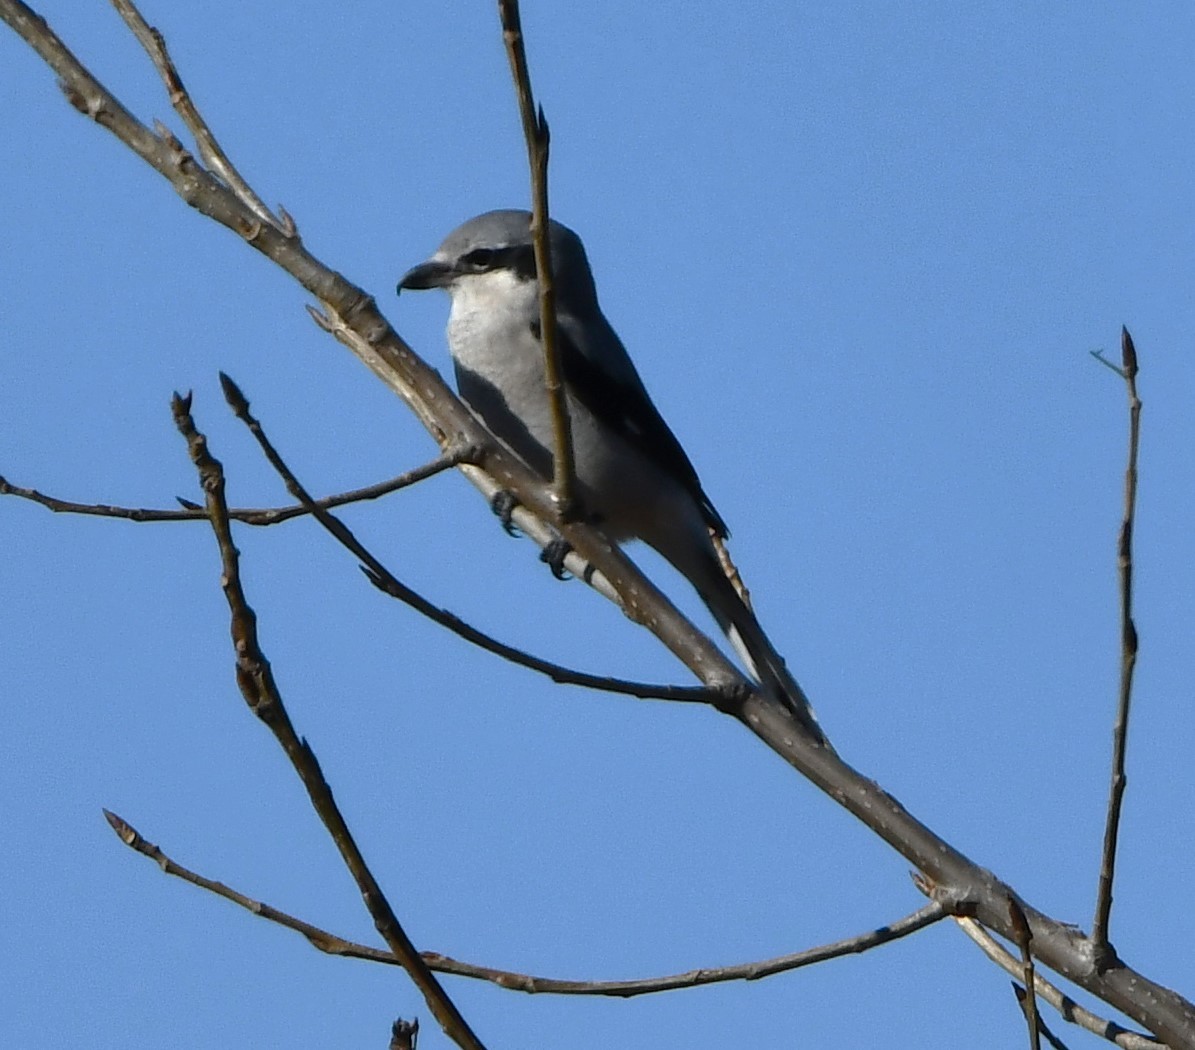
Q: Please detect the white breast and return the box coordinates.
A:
[447,271,551,429]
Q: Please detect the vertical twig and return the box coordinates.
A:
[1009,897,1042,1050]
[171,390,488,1050]
[1012,987,1075,1050]
[497,0,576,515]
[1092,326,1142,956]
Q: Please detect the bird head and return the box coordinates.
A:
[397,209,599,313]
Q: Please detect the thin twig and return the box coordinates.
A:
[955,919,1162,1050]
[217,373,718,705]
[364,562,721,704]
[422,903,948,996]
[0,454,462,525]
[100,812,947,996]
[1093,326,1142,957]
[103,808,385,954]
[169,392,487,1050]
[109,0,289,232]
[1090,349,1128,379]
[497,0,575,515]
[1014,985,1075,1050]
[6,5,1195,1042]
[1009,897,1042,1050]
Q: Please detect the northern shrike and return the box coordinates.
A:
[398,210,821,738]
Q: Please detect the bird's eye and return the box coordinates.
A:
[463,247,497,270]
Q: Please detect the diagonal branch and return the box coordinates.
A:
[1092,326,1142,955]
[0,452,462,525]
[217,372,717,706]
[169,392,487,1050]
[955,918,1162,1050]
[4,5,1194,1044]
[497,0,575,515]
[110,0,288,233]
[102,809,946,997]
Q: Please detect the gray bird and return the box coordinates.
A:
[398,209,822,738]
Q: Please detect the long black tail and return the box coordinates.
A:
[698,568,827,745]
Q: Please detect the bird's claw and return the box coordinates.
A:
[490,490,522,537]
[540,538,574,580]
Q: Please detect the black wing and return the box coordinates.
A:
[546,315,729,539]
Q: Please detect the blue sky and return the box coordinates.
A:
[2,3,1193,1047]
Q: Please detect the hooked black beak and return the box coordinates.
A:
[396,258,456,294]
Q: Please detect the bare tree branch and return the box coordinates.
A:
[1014,985,1076,1050]
[168,392,487,1050]
[3,4,1193,1044]
[421,904,948,996]
[102,808,947,997]
[1093,325,1142,956]
[1010,897,1042,1050]
[110,0,288,233]
[497,0,575,514]
[956,918,1163,1050]
[217,372,720,705]
[0,452,463,524]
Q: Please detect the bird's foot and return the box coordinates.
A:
[490,490,522,537]
[540,538,574,580]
